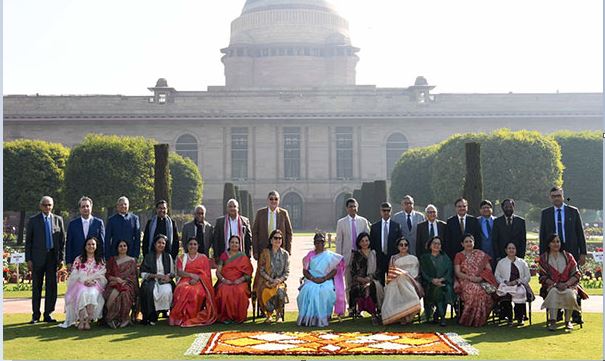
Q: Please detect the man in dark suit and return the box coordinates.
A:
[370,202,401,286]
[251,190,293,260]
[142,200,180,259]
[444,198,482,260]
[492,198,527,262]
[66,196,105,268]
[25,196,66,324]
[416,204,446,258]
[213,198,252,263]
[181,205,214,257]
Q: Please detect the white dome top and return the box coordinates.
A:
[241,0,339,14]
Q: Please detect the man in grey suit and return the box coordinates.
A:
[25,196,66,324]
[181,205,214,258]
[392,195,425,256]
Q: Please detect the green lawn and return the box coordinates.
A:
[528,276,602,296]
[3,282,68,299]
[3,312,602,360]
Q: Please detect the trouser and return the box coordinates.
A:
[31,250,58,320]
[500,301,526,322]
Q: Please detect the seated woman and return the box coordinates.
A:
[255,229,290,323]
[215,235,253,324]
[103,239,139,329]
[59,236,107,330]
[381,237,423,325]
[349,232,384,325]
[297,232,345,327]
[454,233,498,327]
[539,233,588,331]
[494,241,534,327]
[169,237,217,327]
[140,234,175,326]
[419,236,455,327]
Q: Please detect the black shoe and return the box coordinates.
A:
[43,317,57,323]
[29,318,40,324]
[440,319,447,327]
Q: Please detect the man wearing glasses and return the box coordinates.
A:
[252,190,293,260]
[415,204,447,258]
[392,195,425,256]
[181,205,214,257]
[25,196,66,324]
[369,202,401,286]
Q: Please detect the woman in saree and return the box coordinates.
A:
[454,233,498,327]
[539,233,587,331]
[215,235,253,324]
[59,236,107,330]
[419,236,455,327]
[255,229,290,323]
[139,234,176,326]
[169,237,217,327]
[103,239,139,329]
[349,232,384,325]
[297,232,346,327]
[381,237,423,325]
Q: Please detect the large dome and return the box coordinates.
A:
[241,0,339,14]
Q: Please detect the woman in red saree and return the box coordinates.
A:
[103,240,139,329]
[169,237,217,327]
[215,235,253,324]
[454,234,498,327]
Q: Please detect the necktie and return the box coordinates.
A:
[269,210,275,232]
[556,208,564,242]
[351,218,357,250]
[459,217,465,233]
[485,218,492,238]
[45,216,53,250]
[407,214,412,231]
[429,223,435,239]
[507,217,512,226]
[382,221,389,254]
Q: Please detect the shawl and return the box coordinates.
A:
[148,215,174,253]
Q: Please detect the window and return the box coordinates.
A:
[386,133,409,178]
[232,128,248,180]
[282,193,303,229]
[335,127,353,179]
[284,127,300,179]
[158,93,166,104]
[175,134,198,165]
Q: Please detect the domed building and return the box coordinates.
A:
[3,0,602,229]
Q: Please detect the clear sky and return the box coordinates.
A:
[3,0,603,95]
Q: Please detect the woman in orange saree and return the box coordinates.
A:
[169,237,217,327]
[215,235,253,324]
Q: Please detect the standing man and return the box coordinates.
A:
[477,200,496,267]
[105,196,141,260]
[213,199,252,262]
[181,205,214,257]
[416,204,447,258]
[369,202,401,286]
[66,196,105,268]
[336,198,370,316]
[444,198,482,260]
[252,190,293,260]
[392,195,425,256]
[492,198,527,262]
[25,196,66,324]
[142,200,180,259]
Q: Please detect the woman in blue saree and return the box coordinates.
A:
[297,233,345,327]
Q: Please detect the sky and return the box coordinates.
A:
[3,0,603,95]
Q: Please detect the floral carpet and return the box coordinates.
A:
[185,331,478,356]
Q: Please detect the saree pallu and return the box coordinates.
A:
[215,252,253,323]
[381,254,423,325]
[454,250,497,327]
[297,250,345,327]
[170,254,217,327]
[103,256,139,324]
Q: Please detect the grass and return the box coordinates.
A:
[3,282,68,298]
[3,312,602,360]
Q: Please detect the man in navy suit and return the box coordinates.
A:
[444,198,482,260]
[369,202,401,286]
[25,196,66,324]
[66,196,105,269]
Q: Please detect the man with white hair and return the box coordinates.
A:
[212,199,252,263]
[181,205,214,257]
[415,204,447,257]
[105,196,141,259]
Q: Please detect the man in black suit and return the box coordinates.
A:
[416,204,447,258]
[213,198,252,263]
[492,198,527,262]
[369,202,401,286]
[444,198,482,260]
[25,196,66,324]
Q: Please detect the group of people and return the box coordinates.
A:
[24,186,588,332]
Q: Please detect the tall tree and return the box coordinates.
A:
[463,142,483,216]
[154,144,171,209]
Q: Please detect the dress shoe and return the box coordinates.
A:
[43,317,57,323]
[29,318,40,324]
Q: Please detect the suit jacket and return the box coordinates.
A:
[213,215,252,262]
[444,214,482,260]
[539,205,586,261]
[142,217,180,260]
[66,216,105,265]
[25,213,66,266]
[415,219,447,257]
[392,210,426,256]
[335,215,371,266]
[181,219,214,257]
[251,207,293,259]
[477,215,497,262]
[369,219,401,285]
[492,214,527,261]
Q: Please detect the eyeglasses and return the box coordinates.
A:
[41,204,52,207]
[381,209,391,212]
[427,211,437,214]
[195,212,204,215]
[273,236,283,240]
[269,197,279,201]
[398,243,408,247]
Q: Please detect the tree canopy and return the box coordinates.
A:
[169,152,203,211]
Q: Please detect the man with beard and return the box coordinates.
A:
[492,198,527,263]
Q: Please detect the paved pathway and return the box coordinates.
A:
[4,235,603,315]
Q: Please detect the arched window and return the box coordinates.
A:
[176,134,198,165]
[232,128,248,180]
[386,133,409,179]
[282,193,303,229]
[334,192,348,223]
